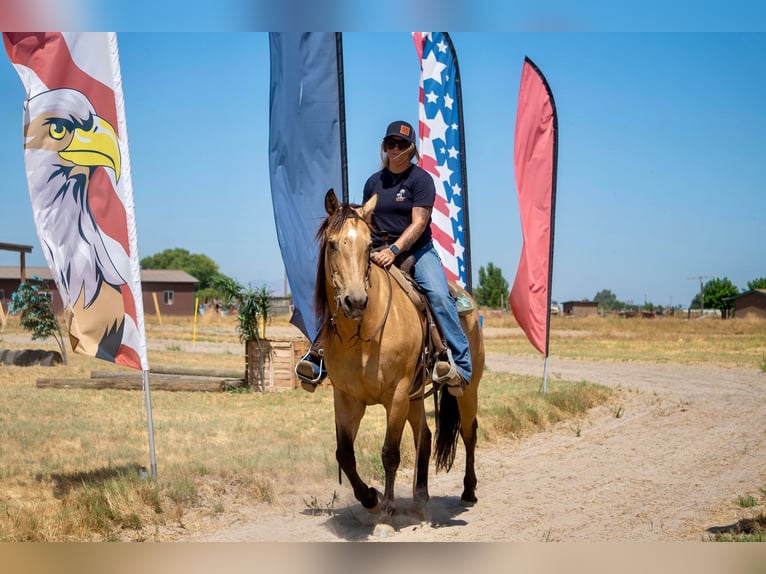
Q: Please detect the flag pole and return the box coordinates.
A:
[335,32,349,204]
[142,370,158,478]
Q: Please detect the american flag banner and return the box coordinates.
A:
[3,32,149,372]
[413,32,472,291]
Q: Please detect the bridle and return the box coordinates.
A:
[327,218,393,345]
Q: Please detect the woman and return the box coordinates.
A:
[297,120,472,396]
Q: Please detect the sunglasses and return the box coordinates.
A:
[384,137,410,150]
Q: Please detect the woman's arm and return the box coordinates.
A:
[371,206,432,268]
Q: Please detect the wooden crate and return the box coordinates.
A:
[246,338,310,391]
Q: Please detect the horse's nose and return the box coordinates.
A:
[343,293,368,318]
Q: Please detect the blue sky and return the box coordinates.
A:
[1,31,764,308]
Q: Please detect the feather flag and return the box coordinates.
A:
[268,32,346,342]
[3,32,149,372]
[413,32,472,292]
[509,57,558,360]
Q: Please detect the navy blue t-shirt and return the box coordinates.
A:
[362,164,435,253]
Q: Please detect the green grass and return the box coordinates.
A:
[738,494,758,508]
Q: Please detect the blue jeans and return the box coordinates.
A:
[411,242,472,384]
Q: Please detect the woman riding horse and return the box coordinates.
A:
[313,188,484,536]
[297,120,471,398]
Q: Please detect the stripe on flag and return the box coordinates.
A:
[3,32,149,371]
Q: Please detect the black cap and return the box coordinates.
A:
[384,120,415,144]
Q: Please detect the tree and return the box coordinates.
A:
[141,248,225,297]
[593,289,621,312]
[690,277,739,316]
[474,262,509,308]
[747,277,766,291]
[8,276,68,364]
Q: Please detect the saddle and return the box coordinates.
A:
[380,248,475,399]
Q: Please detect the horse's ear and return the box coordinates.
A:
[360,193,377,224]
[325,189,339,215]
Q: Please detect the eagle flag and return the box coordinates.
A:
[509,57,558,359]
[268,33,346,342]
[3,32,149,372]
[413,32,472,292]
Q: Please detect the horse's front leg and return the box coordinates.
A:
[408,395,431,518]
[374,383,411,536]
[334,391,380,511]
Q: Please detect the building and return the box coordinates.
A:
[562,300,599,317]
[731,289,766,319]
[0,266,198,317]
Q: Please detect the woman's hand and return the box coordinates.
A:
[371,248,396,268]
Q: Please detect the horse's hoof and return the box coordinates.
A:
[373,523,396,538]
[364,488,383,514]
[460,495,478,507]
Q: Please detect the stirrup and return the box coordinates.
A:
[432,349,464,397]
[295,351,327,392]
[432,348,457,385]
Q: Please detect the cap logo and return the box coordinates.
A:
[399,125,411,137]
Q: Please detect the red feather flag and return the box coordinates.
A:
[509,57,558,358]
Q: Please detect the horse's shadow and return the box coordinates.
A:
[40,463,147,499]
[308,495,472,541]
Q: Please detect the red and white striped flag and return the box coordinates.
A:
[413,32,472,291]
[4,32,148,371]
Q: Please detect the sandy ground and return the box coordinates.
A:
[171,350,766,542]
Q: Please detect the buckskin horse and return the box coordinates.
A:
[314,189,484,537]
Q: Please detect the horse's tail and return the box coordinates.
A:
[434,388,460,472]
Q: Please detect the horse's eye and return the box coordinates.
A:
[328,240,338,252]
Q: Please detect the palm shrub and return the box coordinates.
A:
[209,277,275,390]
[209,275,261,342]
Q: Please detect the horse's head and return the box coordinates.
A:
[317,188,378,321]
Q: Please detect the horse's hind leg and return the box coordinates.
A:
[334,392,379,511]
[460,417,478,505]
[457,393,479,505]
[408,396,431,518]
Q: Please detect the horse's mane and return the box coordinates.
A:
[314,203,366,339]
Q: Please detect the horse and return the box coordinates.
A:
[314,188,485,537]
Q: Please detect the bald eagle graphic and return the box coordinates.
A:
[23,88,138,362]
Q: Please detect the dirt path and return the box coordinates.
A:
[175,354,766,542]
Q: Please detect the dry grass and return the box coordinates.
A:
[481,312,766,369]
[1,309,760,540]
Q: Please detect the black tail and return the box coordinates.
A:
[434,388,461,472]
